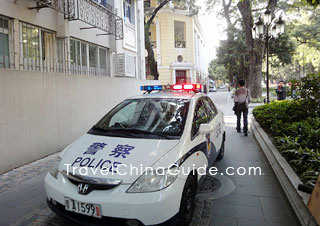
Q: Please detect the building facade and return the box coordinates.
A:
[146,1,209,86]
[0,0,157,173]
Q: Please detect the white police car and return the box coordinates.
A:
[45,84,226,226]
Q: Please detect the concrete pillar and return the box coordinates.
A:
[172,68,176,84]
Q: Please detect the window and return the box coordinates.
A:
[70,39,109,76]
[203,97,217,122]
[99,48,107,75]
[56,38,66,73]
[123,0,135,25]
[144,0,150,8]
[70,39,81,74]
[21,23,54,71]
[191,99,209,138]
[81,43,87,74]
[174,21,186,48]
[94,0,113,11]
[89,44,97,74]
[90,98,190,139]
[41,30,54,72]
[22,24,40,70]
[0,16,10,69]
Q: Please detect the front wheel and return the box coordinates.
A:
[178,175,196,226]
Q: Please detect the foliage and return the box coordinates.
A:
[253,81,320,184]
[276,136,320,184]
[300,0,320,8]
[208,61,228,81]
[208,26,249,85]
[251,97,265,103]
[270,8,320,80]
[269,33,296,67]
[290,73,320,101]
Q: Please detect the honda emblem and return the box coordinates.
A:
[77,183,90,195]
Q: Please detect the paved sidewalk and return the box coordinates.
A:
[207,91,300,226]
[0,91,300,226]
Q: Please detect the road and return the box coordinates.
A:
[0,89,300,226]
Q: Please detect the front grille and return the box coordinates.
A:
[68,177,118,190]
[61,170,122,193]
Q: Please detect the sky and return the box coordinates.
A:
[197,0,227,61]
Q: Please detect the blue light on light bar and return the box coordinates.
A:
[140,85,163,91]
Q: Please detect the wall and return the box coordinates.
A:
[0,69,159,174]
[157,13,194,67]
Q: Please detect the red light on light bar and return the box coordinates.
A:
[173,84,183,90]
[184,84,194,90]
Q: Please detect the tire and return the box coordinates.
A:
[178,175,196,226]
[217,137,225,161]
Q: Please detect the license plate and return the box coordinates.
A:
[64,197,102,218]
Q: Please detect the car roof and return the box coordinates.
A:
[128,91,205,100]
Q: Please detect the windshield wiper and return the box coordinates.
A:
[90,125,136,138]
[107,128,175,139]
[91,126,178,139]
[91,125,109,132]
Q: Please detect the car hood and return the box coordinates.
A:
[59,134,179,184]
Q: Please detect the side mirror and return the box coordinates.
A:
[199,124,214,135]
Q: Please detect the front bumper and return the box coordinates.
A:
[44,173,184,225]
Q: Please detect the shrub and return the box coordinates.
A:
[290,72,320,102]
[253,78,320,185]
[275,136,320,185]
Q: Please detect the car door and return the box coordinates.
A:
[190,98,215,166]
[203,97,221,163]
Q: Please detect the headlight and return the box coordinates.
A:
[127,167,179,193]
[49,156,62,179]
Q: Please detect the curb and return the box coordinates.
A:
[251,118,317,226]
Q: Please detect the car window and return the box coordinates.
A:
[203,97,218,122]
[89,98,190,139]
[109,101,137,126]
[191,99,209,138]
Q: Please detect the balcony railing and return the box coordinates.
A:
[31,0,76,19]
[30,0,123,40]
[175,41,186,48]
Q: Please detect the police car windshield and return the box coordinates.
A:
[89,98,190,139]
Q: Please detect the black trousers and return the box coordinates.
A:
[236,109,248,133]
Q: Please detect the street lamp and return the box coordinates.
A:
[253,8,285,103]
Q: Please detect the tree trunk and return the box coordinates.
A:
[237,0,262,98]
[237,0,278,98]
[144,0,170,80]
[145,22,159,80]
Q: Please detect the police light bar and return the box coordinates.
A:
[172,84,202,91]
[140,85,163,91]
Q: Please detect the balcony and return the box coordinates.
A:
[175,41,186,48]
[30,0,123,40]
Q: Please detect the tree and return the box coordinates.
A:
[144,0,199,80]
[237,0,279,98]
[207,0,278,97]
[207,0,241,83]
[209,28,249,85]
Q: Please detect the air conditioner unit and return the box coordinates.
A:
[115,53,136,77]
